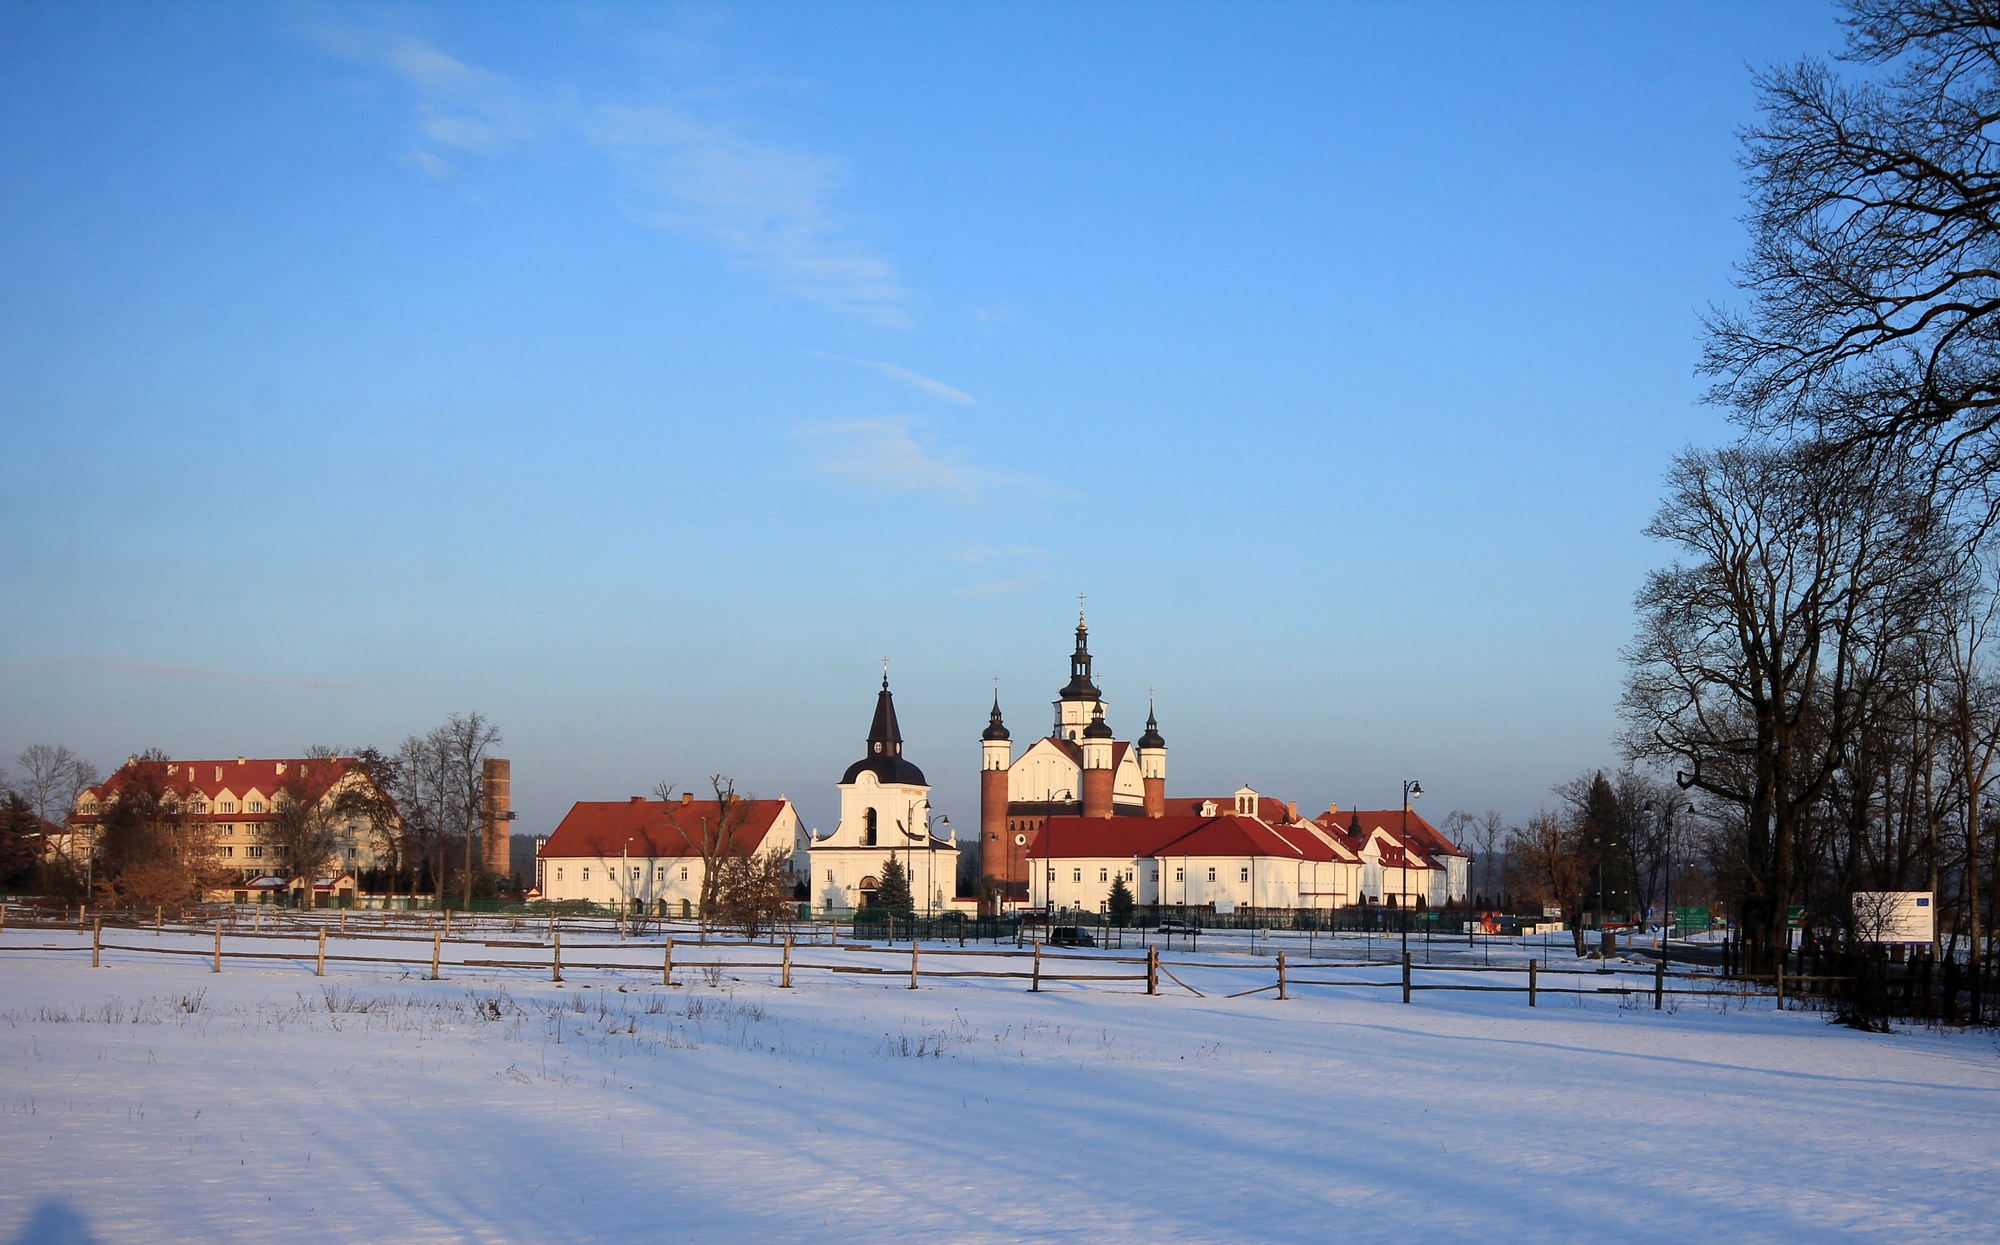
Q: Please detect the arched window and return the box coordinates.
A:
[863,808,878,846]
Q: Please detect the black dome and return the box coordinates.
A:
[842,754,929,785]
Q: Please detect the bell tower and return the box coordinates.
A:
[1081,702,1115,818]
[1136,701,1166,817]
[979,689,1017,892]
[1052,611,1104,742]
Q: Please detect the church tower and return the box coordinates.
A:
[1137,701,1167,817]
[1081,703,1115,818]
[979,691,1016,892]
[1052,613,1104,742]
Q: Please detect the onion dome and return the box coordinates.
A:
[983,691,1011,741]
[1082,702,1114,740]
[1136,701,1165,750]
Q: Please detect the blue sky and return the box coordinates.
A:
[0,1,1841,839]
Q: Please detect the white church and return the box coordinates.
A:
[810,674,964,915]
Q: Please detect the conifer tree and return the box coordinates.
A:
[875,855,913,912]
[1107,873,1135,925]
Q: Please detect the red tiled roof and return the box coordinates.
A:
[1027,814,1336,862]
[1184,794,1294,823]
[69,756,365,824]
[1333,808,1466,858]
[539,798,788,860]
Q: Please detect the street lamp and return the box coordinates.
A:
[1401,779,1422,961]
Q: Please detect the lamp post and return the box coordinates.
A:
[1401,779,1423,961]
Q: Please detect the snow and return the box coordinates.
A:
[2,921,1996,1244]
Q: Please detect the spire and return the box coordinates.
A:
[868,676,903,757]
[1136,699,1165,750]
[1059,613,1101,701]
[983,689,1011,741]
[1082,701,1114,739]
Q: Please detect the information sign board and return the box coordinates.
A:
[1675,906,1712,932]
[1853,891,1933,944]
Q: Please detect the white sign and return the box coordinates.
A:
[1213,899,1237,915]
[1853,891,1934,944]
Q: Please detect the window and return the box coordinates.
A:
[1239,867,1249,882]
[1073,869,1082,883]
[556,868,564,881]
[827,870,835,882]
[1099,869,1108,882]
[219,845,233,858]
[864,809,878,846]
[218,802,236,814]
[1176,868,1184,882]
[1047,868,1056,881]
[247,800,264,813]
[248,846,264,859]
[345,847,356,860]
[1206,867,1216,882]
[220,824,234,837]
[630,867,640,881]
[583,868,591,882]
[680,866,689,881]
[656,868,666,882]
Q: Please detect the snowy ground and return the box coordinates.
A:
[2,922,1996,1244]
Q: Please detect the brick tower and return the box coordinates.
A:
[480,758,512,877]
[979,691,1019,894]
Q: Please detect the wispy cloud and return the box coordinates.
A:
[311,24,909,324]
[801,419,978,496]
[808,351,973,403]
[950,546,1046,564]
[0,656,357,693]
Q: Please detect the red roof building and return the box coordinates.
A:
[537,792,805,917]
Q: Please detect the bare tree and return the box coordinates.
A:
[1704,1,2000,515]
[89,759,229,908]
[16,744,99,890]
[654,775,760,936]
[710,847,792,939]
[1622,443,1947,973]
[1506,810,1594,956]
[263,757,347,907]
[439,714,500,907]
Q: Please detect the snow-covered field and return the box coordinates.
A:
[2,923,1995,1244]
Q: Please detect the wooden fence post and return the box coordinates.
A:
[92,917,101,968]
[431,929,442,981]
[782,935,792,989]
[1032,941,1042,993]
[1402,951,1411,1004]
[1277,951,1287,1001]
[340,909,347,935]
[1147,945,1159,996]
[317,927,326,977]
[1655,952,1664,1010]
[553,929,562,983]
[1528,958,1537,1007]
[910,941,920,990]
[213,923,222,974]
[664,937,673,987]
[79,903,87,933]
[1776,962,1784,1011]
[155,905,162,937]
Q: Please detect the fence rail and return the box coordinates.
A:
[6,900,1827,1015]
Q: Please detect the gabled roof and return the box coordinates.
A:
[539,798,789,860]
[1329,809,1467,858]
[1027,814,1337,862]
[1184,794,1293,823]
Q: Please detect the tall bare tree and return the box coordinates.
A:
[263,756,347,907]
[15,744,99,891]
[1622,443,1947,972]
[654,775,760,936]
[1704,1,2000,516]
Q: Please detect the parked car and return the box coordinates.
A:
[1048,926,1097,948]
[1155,919,1200,935]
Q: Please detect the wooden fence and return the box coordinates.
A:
[0,902,1792,1010]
